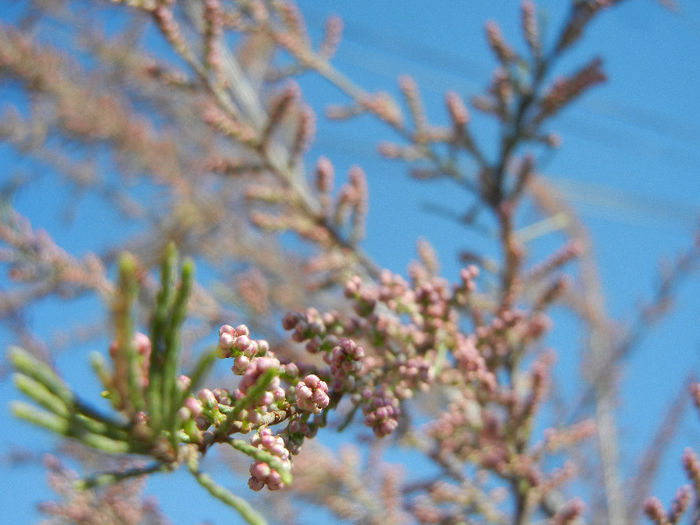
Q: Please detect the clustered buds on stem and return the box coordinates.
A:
[248,428,291,491]
[642,390,700,525]
[643,486,692,525]
[295,374,329,414]
[217,323,273,373]
[361,387,400,437]
[325,338,364,391]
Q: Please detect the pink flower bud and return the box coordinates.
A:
[232,355,250,375]
[184,397,202,418]
[235,324,250,336]
[219,324,234,336]
[197,389,217,409]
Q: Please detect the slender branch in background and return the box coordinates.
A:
[628,374,695,521]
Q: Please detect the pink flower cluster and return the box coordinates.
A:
[236,356,286,424]
[295,374,329,414]
[282,308,342,354]
[395,356,432,399]
[217,324,270,374]
[325,338,365,390]
[248,428,291,491]
[362,388,400,437]
[453,334,496,391]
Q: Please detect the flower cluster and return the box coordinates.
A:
[295,374,330,414]
[177,325,299,444]
[217,324,270,373]
[236,357,286,421]
[642,384,700,524]
[325,338,365,390]
[248,428,292,491]
[361,387,400,438]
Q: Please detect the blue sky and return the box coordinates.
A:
[1,1,699,523]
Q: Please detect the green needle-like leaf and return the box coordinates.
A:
[89,351,120,409]
[162,259,194,432]
[8,347,74,407]
[13,373,69,418]
[11,401,69,435]
[75,462,170,490]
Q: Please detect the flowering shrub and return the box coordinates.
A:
[1,1,699,524]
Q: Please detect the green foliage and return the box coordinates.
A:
[8,246,275,525]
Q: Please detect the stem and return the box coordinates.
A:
[528,177,627,524]
[512,479,530,525]
[75,462,170,490]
